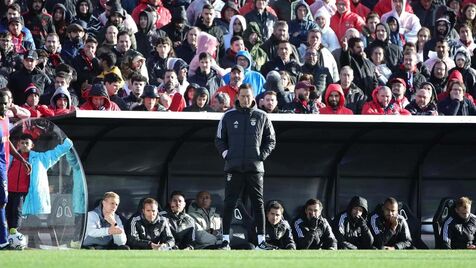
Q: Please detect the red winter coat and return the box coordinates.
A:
[361,87,411,115]
[168,92,186,112]
[329,0,365,42]
[319,84,354,114]
[21,104,55,118]
[132,0,171,29]
[8,152,30,193]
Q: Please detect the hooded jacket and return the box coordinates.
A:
[83,204,127,247]
[365,22,403,70]
[429,60,448,95]
[242,22,269,71]
[127,212,175,249]
[132,0,171,29]
[381,0,421,44]
[222,50,266,97]
[441,211,476,249]
[423,17,458,62]
[313,8,340,53]
[449,50,476,98]
[49,86,75,116]
[361,87,411,115]
[23,0,56,48]
[215,100,276,173]
[183,87,215,112]
[223,15,247,50]
[289,1,319,48]
[332,196,373,249]
[244,4,278,40]
[319,84,353,114]
[292,212,337,250]
[80,85,122,111]
[52,3,73,42]
[73,0,101,38]
[340,82,367,114]
[405,100,438,116]
[188,68,224,97]
[329,0,365,43]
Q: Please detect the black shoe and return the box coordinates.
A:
[0,244,14,250]
[255,241,278,250]
[219,240,231,250]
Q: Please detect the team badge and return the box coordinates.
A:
[250,118,256,126]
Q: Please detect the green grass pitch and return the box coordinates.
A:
[1,250,476,268]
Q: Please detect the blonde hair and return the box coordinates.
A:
[455,197,472,208]
[103,191,120,201]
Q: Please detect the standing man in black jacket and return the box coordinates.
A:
[215,83,276,250]
[332,196,374,249]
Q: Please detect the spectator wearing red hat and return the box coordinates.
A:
[362,86,411,115]
[389,78,410,110]
[320,84,353,114]
[21,84,54,118]
[80,83,122,111]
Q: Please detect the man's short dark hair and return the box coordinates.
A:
[230,35,243,45]
[142,198,159,208]
[384,197,398,207]
[130,73,148,84]
[170,190,185,200]
[238,83,253,93]
[7,3,21,12]
[202,3,214,11]
[85,37,98,44]
[199,52,212,61]
[98,52,117,68]
[19,133,34,141]
[305,198,322,210]
[366,11,379,22]
[348,37,363,49]
[104,72,123,84]
[263,91,277,98]
[117,30,130,39]
[55,71,72,82]
[266,200,284,213]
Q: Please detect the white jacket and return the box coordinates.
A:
[381,0,421,44]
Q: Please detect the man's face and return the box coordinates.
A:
[305,49,318,65]
[32,0,43,11]
[26,93,39,107]
[225,7,237,22]
[375,25,387,41]
[143,203,158,222]
[391,82,406,98]
[371,47,384,64]
[105,82,120,96]
[106,27,118,43]
[433,62,446,79]
[139,15,148,30]
[144,97,158,110]
[377,88,392,107]
[263,94,277,112]
[102,197,119,215]
[45,36,59,53]
[0,95,7,117]
[236,56,249,69]
[393,0,403,14]
[255,0,267,11]
[238,87,254,108]
[351,41,365,57]
[460,27,472,42]
[435,42,448,59]
[211,96,229,111]
[187,28,199,47]
[84,42,97,57]
[437,21,447,35]
[455,204,471,220]
[8,22,22,36]
[305,204,322,220]
[170,195,186,214]
[415,89,430,108]
[0,36,13,51]
[199,58,211,72]
[274,26,288,41]
[267,208,282,225]
[69,30,85,43]
[164,71,178,87]
[327,91,340,108]
[278,43,291,61]
[110,13,123,26]
[132,81,145,95]
[56,97,68,109]
[450,83,464,100]
[92,96,105,109]
[196,192,212,209]
[367,17,380,33]
[230,69,244,87]
[308,29,321,46]
[296,6,307,20]
[351,206,364,219]
[18,138,34,153]
[383,202,399,222]
[336,0,347,14]
[340,69,353,88]
[201,8,214,26]
[7,8,20,20]
[23,58,37,71]
[117,35,131,52]
[231,40,245,53]
[403,54,416,71]
[55,76,69,89]
[196,95,208,107]
[156,43,171,57]
[78,1,89,14]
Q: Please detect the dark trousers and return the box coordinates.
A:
[0,179,7,244]
[222,172,265,236]
[6,192,27,229]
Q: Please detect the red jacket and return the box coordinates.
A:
[168,92,186,112]
[8,152,30,193]
[329,0,365,42]
[320,84,354,114]
[350,2,370,20]
[132,0,171,29]
[362,87,411,115]
[239,0,277,16]
[215,85,239,108]
[21,104,55,118]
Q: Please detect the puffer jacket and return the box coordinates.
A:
[215,100,276,173]
[127,213,175,249]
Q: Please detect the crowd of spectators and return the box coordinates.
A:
[83,191,476,250]
[3,0,476,117]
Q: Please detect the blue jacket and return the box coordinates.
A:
[23,138,74,215]
[222,50,266,97]
[65,149,86,214]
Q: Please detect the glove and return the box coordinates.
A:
[309,217,319,229]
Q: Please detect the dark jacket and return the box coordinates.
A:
[266,219,296,249]
[127,213,175,249]
[340,49,378,97]
[146,52,168,86]
[369,209,413,249]
[260,35,301,65]
[442,212,476,249]
[332,196,374,249]
[301,63,333,95]
[292,214,337,249]
[215,100,276,173]
[174,41,196,64]
[365,23,402,70]
[285,98,319,114]
[8,67,51,105]
[388,66,427,99]
[164,210,196,250]
[135,10,158,59]
[23,0,56,48]
[71,49,102,97]
[405,101,438,116]
[340,82,367,114]
[73,0,101,38]
[188,69,224,96]
[244,9,277,41]
[449,50,476,99]
[437,97,476,116]
[183,87,215,112]
[261,57,301,84]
